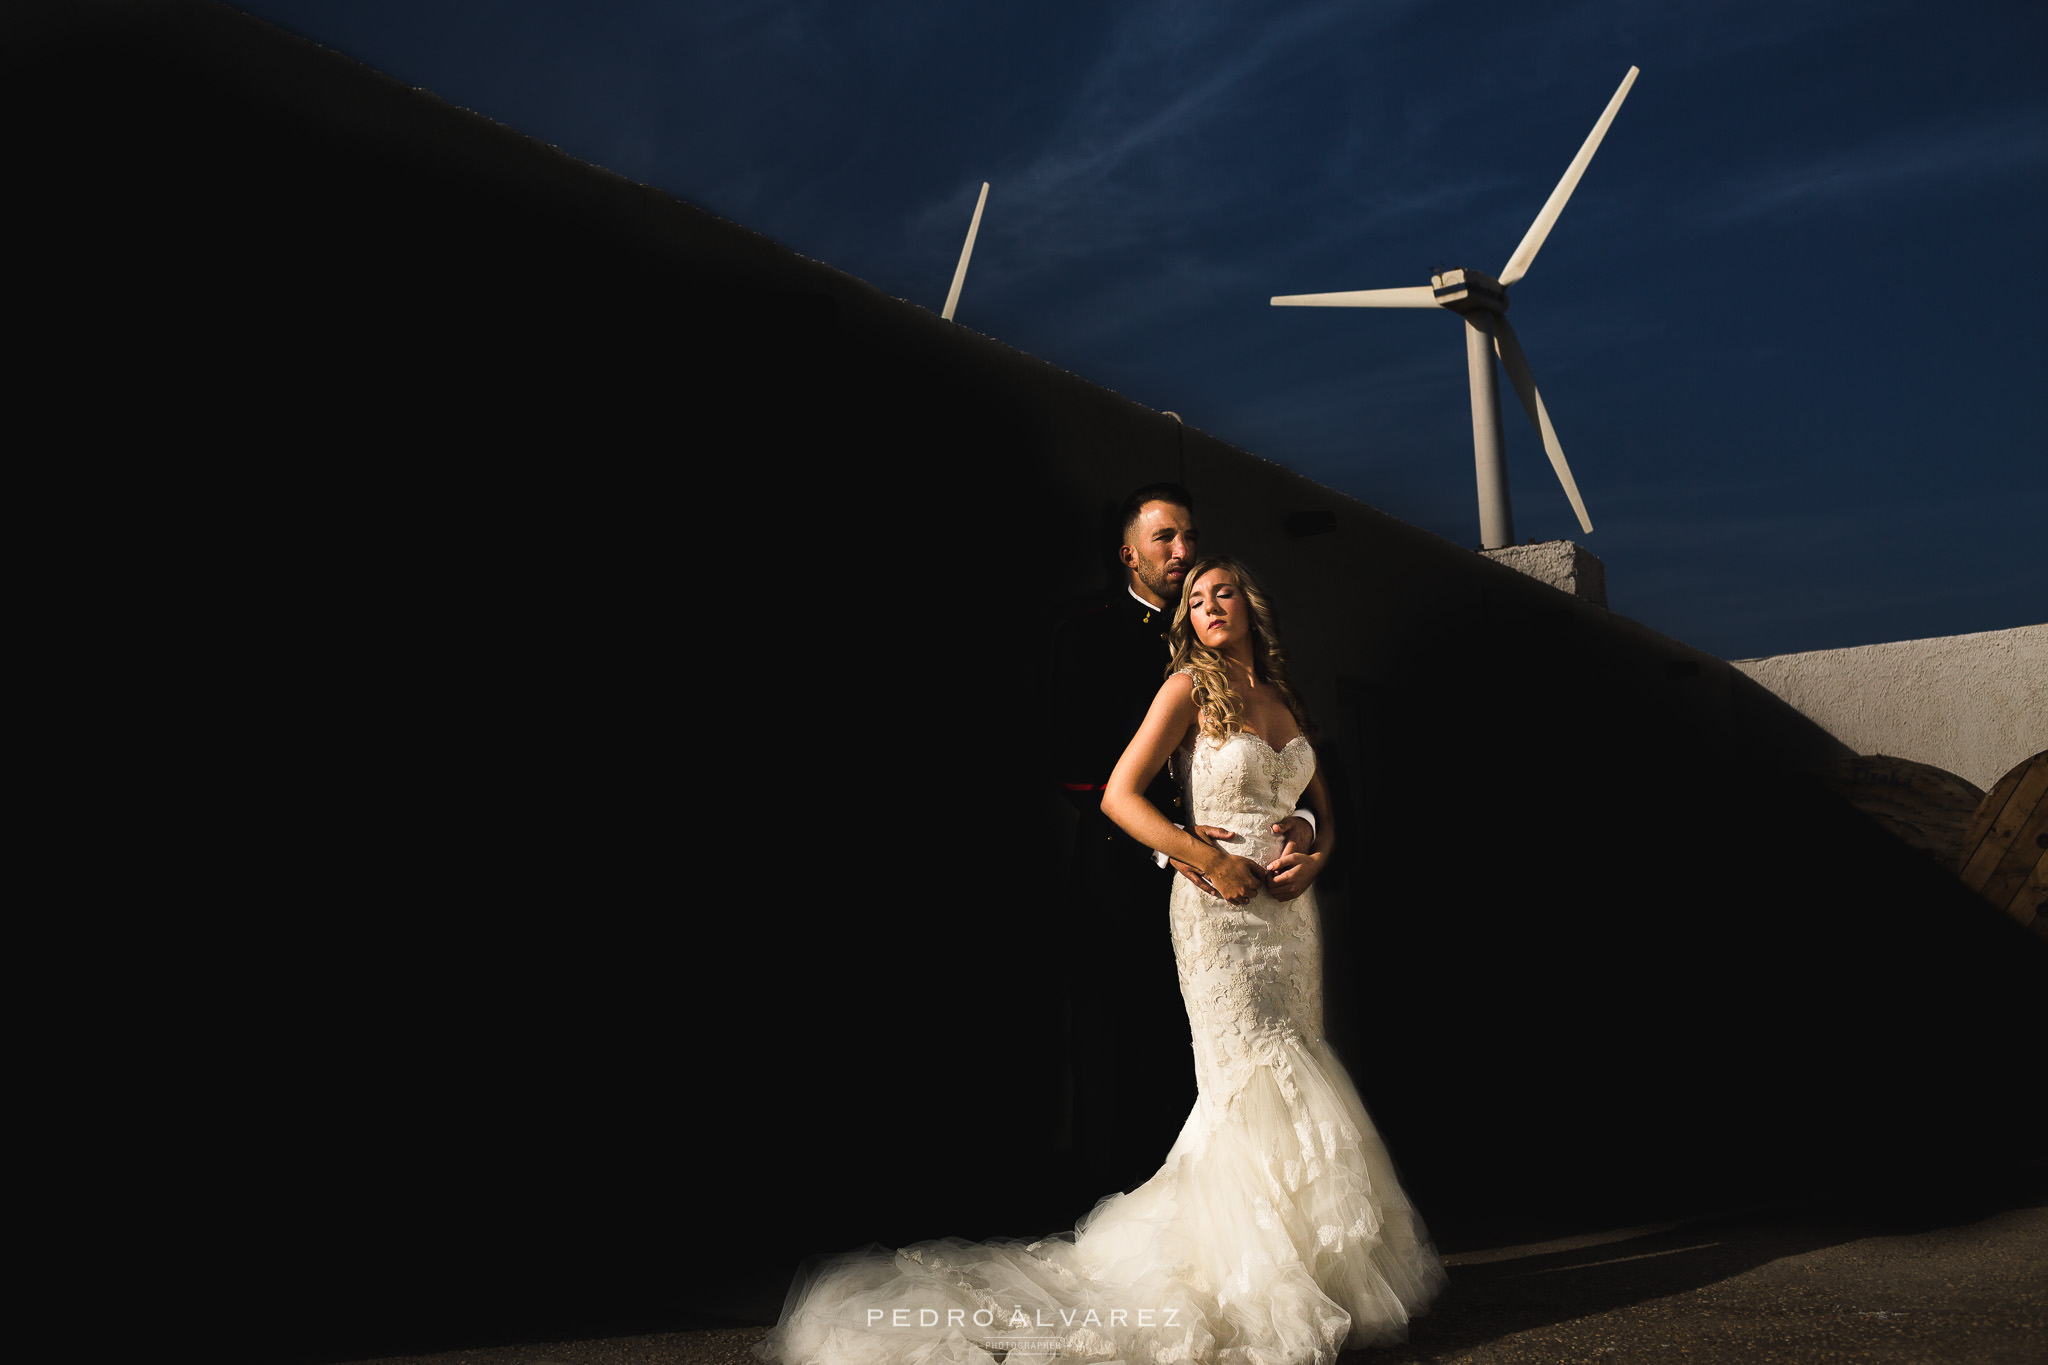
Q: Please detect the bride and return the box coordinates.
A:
[755,557,1444,1364]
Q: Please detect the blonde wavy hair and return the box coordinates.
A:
[1168,556,1315,744]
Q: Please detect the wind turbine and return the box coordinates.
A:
[1272,67,1638,550]
[941,181,989,322]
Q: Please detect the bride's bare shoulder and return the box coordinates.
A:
[1137,670,1197,725]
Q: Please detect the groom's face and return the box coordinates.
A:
[1122,500,1200,608]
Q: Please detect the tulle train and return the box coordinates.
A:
[753,1031,1443,1365]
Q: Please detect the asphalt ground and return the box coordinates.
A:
[337,1167,2045,1365]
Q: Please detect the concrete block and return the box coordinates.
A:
[1479,539,1607,607]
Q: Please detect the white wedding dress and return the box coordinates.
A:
[754,727,1445,1364]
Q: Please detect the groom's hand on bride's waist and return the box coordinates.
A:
[1168,825,1238,898]
[1266,816,1321,900]
[1271,815,1315,860]
[1265,850,1324,901]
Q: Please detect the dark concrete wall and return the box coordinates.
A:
[12,4,2040,1361]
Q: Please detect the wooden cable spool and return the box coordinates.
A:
[1955,750,2048,938]
[1812,754,1983,869]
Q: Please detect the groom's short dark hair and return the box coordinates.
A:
[1118,482,1196,540]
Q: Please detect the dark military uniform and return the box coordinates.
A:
[1050,588,1198,1193]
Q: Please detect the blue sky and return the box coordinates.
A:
[233,0,2045,659]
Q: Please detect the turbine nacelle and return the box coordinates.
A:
[1429,268,1507,315]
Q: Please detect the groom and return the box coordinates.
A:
[1051,483,1312,1192]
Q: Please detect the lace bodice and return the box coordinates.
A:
[1180,727,1315,865]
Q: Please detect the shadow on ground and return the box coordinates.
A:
[1364,1160,2047,1362]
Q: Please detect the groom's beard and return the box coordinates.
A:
[1136,561,1183,606]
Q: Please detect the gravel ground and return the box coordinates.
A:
[338,1186,2045,1365]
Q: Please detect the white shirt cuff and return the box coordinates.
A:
[1154,823,1183,869]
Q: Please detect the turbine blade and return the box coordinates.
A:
[1498,66,1638,287]
[1270,286,1438,308]
[1493,315,1594,534]
[941,182,989,321]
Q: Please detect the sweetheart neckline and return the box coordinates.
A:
[1222,728,1310,756]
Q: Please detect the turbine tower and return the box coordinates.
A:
[1272,67,1638,550]
[941,182,989,322]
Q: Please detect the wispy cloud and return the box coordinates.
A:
[909,0,1407,278]
[1715,107,2048,222]
[999,2,1360,240]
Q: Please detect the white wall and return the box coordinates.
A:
[1731,624,2047,791]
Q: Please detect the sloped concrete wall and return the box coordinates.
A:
[1733,625,2047,790]
[11,4,2039,1360]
